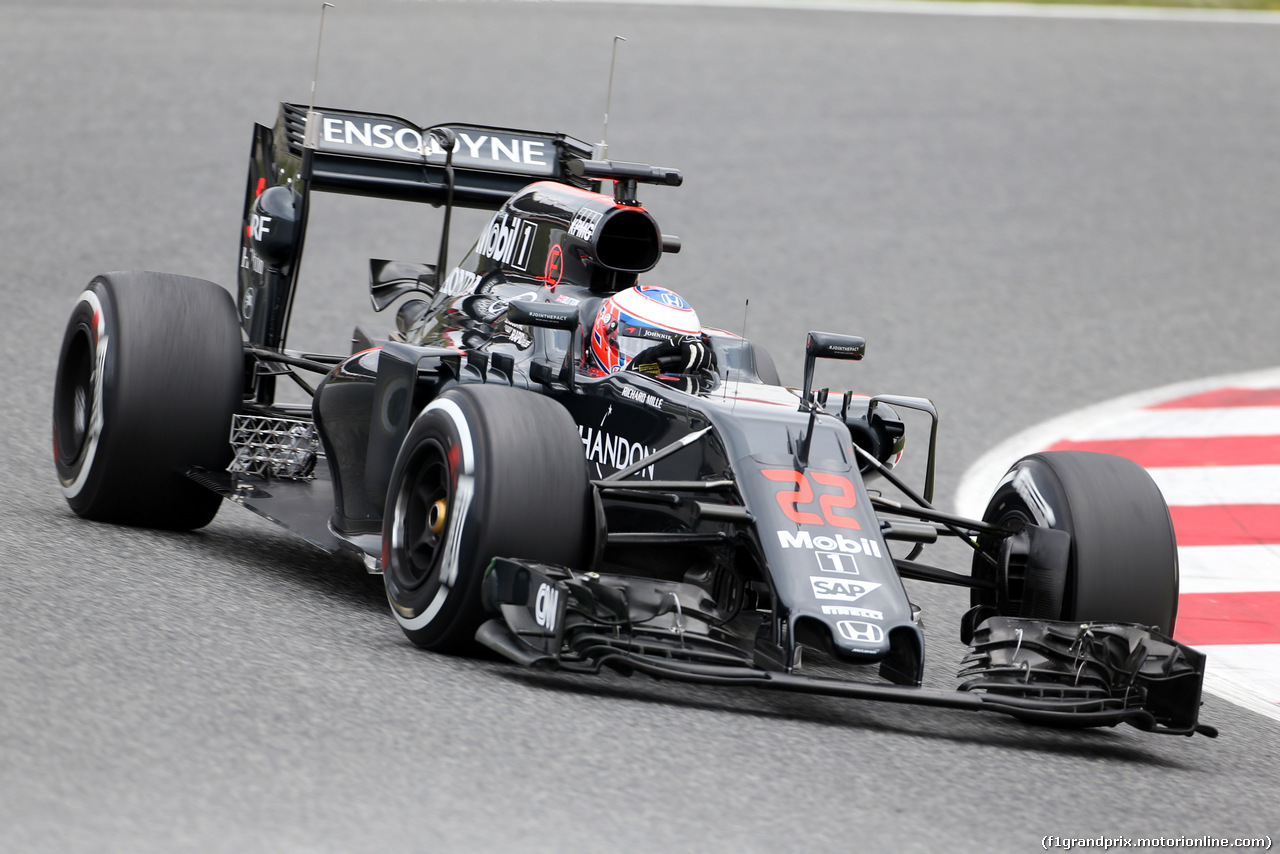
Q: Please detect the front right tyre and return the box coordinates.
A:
[972,450,1179,633]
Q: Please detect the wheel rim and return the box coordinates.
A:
[993,509,1033,614]
[392,440,451,591]
[54,325,94,465]
[974,506,1036,615]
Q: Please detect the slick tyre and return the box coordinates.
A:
[383,385,591,653]
[52,272,242,530]
[972,451,1179,633]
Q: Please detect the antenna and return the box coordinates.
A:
[303,3,335,148]
[595,35,627,160]
[310,3,335,112]
[725,298,750,403]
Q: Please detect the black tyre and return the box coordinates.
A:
[383,384,591,653]
[52,272,242,530]
[972,451,1179,633]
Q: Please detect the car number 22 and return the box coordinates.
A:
[761,470,861,529]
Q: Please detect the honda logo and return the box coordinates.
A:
[836,620,884,644]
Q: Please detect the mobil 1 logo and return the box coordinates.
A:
[478,212,537,271]
[815,551,858,576]
[778,529,883,575]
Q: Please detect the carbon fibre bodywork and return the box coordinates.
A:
[193,103,1213,737]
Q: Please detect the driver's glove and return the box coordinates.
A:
[631,337,715,376]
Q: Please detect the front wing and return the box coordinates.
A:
[478,559,1217,738]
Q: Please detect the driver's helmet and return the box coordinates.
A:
[587,284,702,375]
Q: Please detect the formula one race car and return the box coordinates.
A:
[52,103,1216,737]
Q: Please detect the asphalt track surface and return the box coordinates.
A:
[3,1,1279,851]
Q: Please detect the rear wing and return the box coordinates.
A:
[237,102,598,368]
[277,102,598,207]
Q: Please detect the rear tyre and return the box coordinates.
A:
[971,451,1179,633]
[52,272,242,530]
[383,385,591,653]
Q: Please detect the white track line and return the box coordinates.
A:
[1147,465,1280,506]
[1179,545,1280,594]
[1056,407,1280,440]
[538,0,1280,26]
[1200,645,1280,718]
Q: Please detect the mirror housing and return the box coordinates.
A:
[506,300,580,331]
[509,301,581,391]
[801,331,866,407]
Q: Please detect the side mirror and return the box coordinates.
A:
[506,300,580,331]
[509,301,581,391]
[369,259,438,312]
[801,331,865,407]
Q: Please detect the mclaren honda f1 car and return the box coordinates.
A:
[53,103,1216,737]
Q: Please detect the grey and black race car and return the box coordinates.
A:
[52,102,1216,737]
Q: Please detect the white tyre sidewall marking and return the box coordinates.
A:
[394,397,477,632]
[60,289,107,500]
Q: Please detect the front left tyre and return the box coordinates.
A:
[53,271,242,530]
[383,384,592,653]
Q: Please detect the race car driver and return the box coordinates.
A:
[585,284,716,381]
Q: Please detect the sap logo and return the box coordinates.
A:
[836,621,884,644]
[534,583,560,632]
[478,213,537,271]
[809,577,880,603]
[777,530,882,559]
[249,214,272,242]
[578,426,654,479]
[569,207,603,241]
[821,605,884,620]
